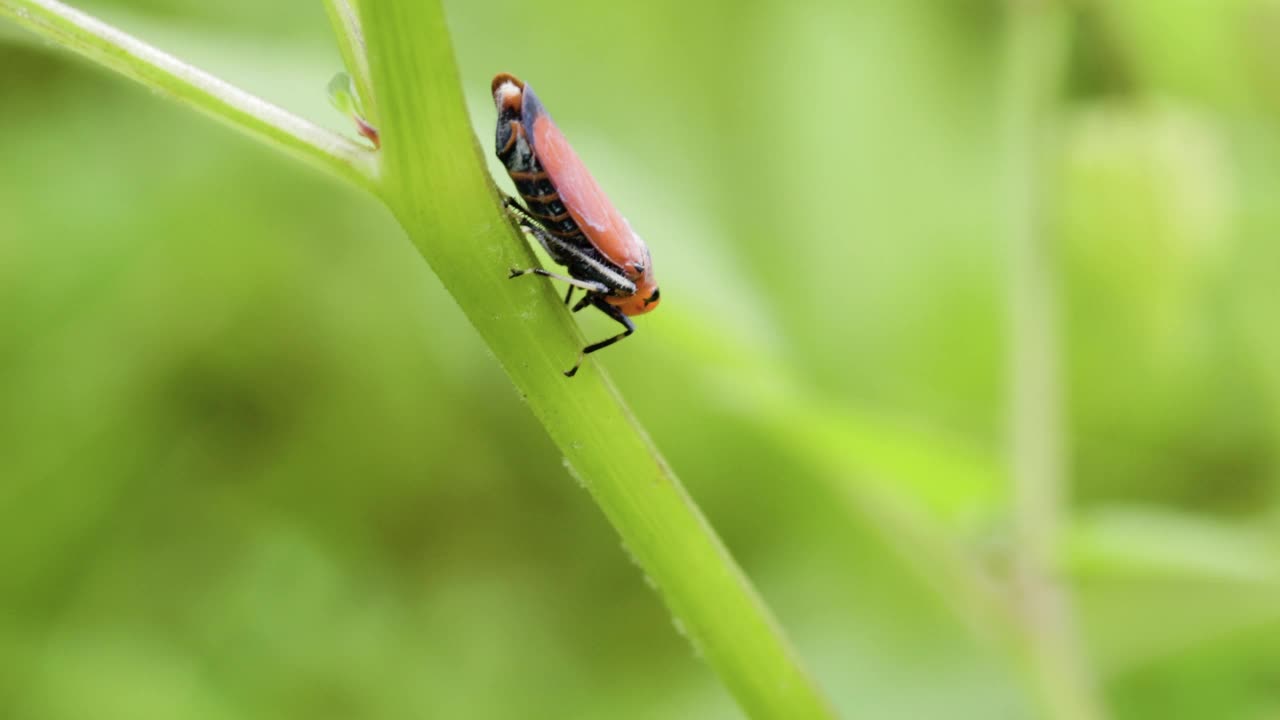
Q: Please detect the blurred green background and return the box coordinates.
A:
[4,0,1280,718]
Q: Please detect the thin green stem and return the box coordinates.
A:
[357,2,835,717]
[322,0,374,121]
[0,0,377,191]
[1003,1,1105,717]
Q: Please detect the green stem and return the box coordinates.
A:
[1003,1,1105,717]
[358,3,834,718]
[322,0,374,121]
[0,0,377,191]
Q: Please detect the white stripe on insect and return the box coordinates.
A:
[543,234,635,295]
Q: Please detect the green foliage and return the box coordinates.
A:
[4,0,1280,718]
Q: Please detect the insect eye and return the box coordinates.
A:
[632,263,645,274]
[644,288,660,305]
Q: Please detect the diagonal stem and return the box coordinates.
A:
[0,0,378,191]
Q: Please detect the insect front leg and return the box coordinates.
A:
[564,298,635,378]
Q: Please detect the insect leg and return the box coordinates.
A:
[502,195,545,230]
[564,285,575,306]
[564,299,635,378]
[508,267,610,294]
[502,197,584,272]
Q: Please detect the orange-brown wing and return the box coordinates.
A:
[521,84,647,273]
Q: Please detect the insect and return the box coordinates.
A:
[492,73,661,377]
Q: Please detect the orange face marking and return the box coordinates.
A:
[605,274,660,316]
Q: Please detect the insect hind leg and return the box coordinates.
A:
[564,298,635,378]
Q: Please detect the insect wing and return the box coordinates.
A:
[520,84,646,272]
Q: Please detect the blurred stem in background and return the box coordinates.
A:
[1003,1,1105,718]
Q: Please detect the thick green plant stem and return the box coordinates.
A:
[358,4,834,718]
[1003,1,1105,718]
[0,0,377,190]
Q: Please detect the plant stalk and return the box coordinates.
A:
[0,0,377,190]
